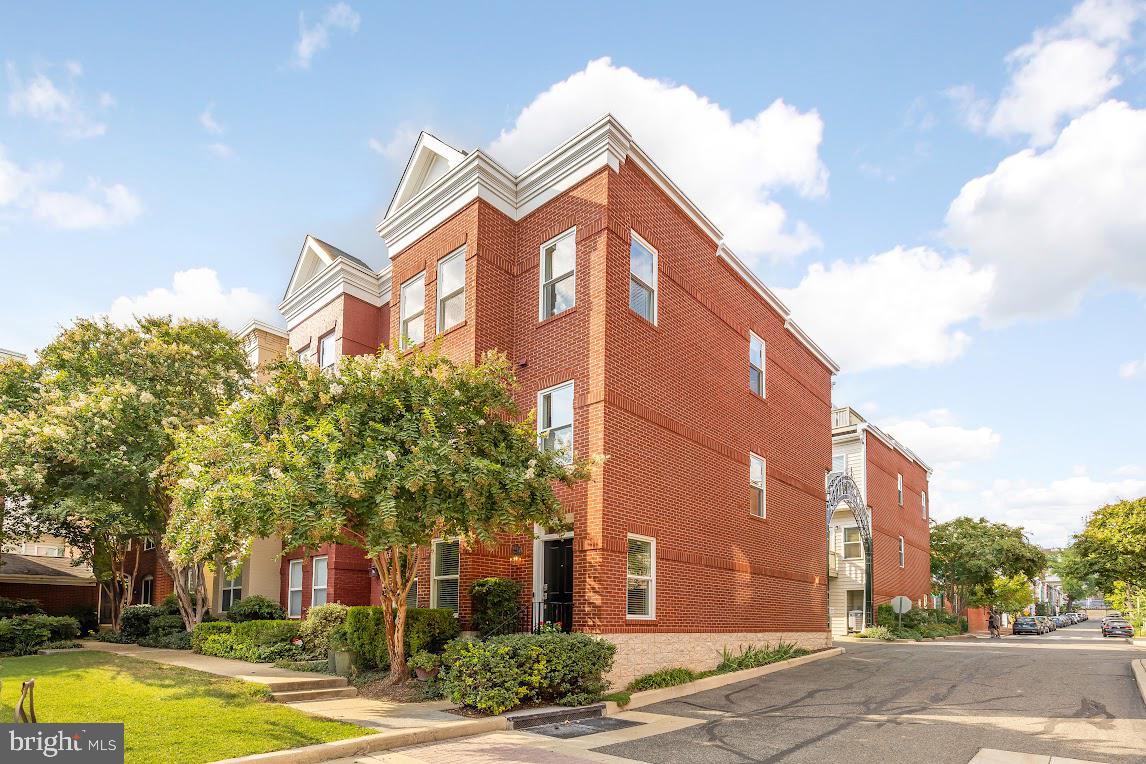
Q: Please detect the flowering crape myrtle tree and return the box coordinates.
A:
[169,347,594,682]
[0,318,249,629]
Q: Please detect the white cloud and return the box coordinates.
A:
[488,58,828,261]
[1113,464,1145,476]
[199,104,224,135]
[31,181,141,229]
[883,409,1001,469]
[1119,353,1146,378]
[6,61,111,139]
[978,473,1146,545]
[954,0,1144,145]
[945,100,1146,320]
[207,142,235,160]
[368,125,421,161]
[776,247,993,372]
[107,269,276,330]
[292,2,360,70]
[0,145,141,230]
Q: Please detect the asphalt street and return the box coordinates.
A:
[598,620,1146,764]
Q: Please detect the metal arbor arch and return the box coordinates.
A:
[826,471,874,629]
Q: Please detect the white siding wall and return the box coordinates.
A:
[828,506,867,636]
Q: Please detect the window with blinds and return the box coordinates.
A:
[626,536,655,619]
[432,540,460,613]
[406,578,419,609]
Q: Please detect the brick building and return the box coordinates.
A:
[268,117,842,683]
[828,407,932,635]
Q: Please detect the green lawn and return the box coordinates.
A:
[0,651,371,764]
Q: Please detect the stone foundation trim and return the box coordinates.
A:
[603,630,834,689]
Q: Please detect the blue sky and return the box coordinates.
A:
[2,1,1144,545]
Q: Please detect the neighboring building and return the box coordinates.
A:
[0,348,25,362]
[828,407,932,635]
[1029,573,1064,615]
[0,537,98,615]
[271,117,841,684]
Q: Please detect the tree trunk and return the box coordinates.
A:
[373,545,421,684]
[154,542,205,630]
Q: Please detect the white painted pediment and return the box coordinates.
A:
[386,132,466,217]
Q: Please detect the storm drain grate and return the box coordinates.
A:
[526,717,644,739]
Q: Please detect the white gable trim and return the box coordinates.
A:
[387,132,467,218]
[279,257,392,330]
[377,114,839,375]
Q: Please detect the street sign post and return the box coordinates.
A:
[890,595,912,629]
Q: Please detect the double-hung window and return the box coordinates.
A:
[319,331,336,370]
[626,535,655,619]
[311,556,328,606]
[750,453,766,518]
[538,382,574,464]
[749,333,765,396]
[143,538,155,551]
[288,559,303,618]
[221,564,242,611]
[843,527,862,559]
[539,229,576,320]
[399,273,426,349]
[921,491,927,520]
[297,346,310,364]
[437,248,466,333]
[831,453,846,474]
[629,232,657,323]
[897,473,904,506]
[140,575,154,605]
[431,540,460,613]
[898,536,905,568]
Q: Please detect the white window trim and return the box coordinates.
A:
[430,538,460,612]
[629,231,658,325]
[537,380,574,465]
[749,452,766,519]
[842,526,863,560]
[897,473,904,506]
[538,227,576,321]
[311,555,329,607]
[288,559,304,618]
[297,345,310,364]
[399,272,426,350]
[140,575,154,605]
[436,246,467,333]
[626,534,656,620]
[318,331,337,370]
[749,331,766,398]
[143,538,155,551]
[922,491,927,520]
[899,536,905,568]
[221,565,242,611]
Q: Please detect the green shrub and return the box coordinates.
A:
[470,578,522,638]
[344,607,460,670]
[40,615,81,642]
[200,633,237,658]
[716,642,807,673]
[158,593,182,615]
[89,630,132,643]
[889,627,922,641]
[299,603,349,657]
[65,604,99,636]
[138,630,192,650]
[0,617,52,655]
[857,625,894,641]
[625,667,701,692]
[231,619,300,647]
[602,691,631,707]
[441,631,615,714]
[226,595,285,622]
[875,603,896,626]
[191,621,233,653]
[274,659,331,673]
[41,640,82,650]
[120,605,163,642]
[406,608,460,655]
[0,597,45,618]
[148,614,186,638]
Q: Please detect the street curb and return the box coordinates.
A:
[1132,659,1146,710]
[208,717,507,764]
[617,647,845,712]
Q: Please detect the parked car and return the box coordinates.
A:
[1012,616,1041,635]
[1078,612,1088,621]
[1051,615,1069,628]
[1036,616,1055,632]
[1102,619,1134,638]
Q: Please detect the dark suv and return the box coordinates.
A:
[1012,616,1040,635]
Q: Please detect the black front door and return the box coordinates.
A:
[542,538,573,632]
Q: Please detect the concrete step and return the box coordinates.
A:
[271,686,359,703]
[263,676,350,693]
[505,703,605,730]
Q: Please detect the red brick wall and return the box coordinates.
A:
[865,434,931,606]
[289,293,388,363]
[0,582,98,614]
[279,544,375,618]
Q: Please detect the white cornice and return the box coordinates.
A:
[237,319,287,340]
[0,348,27,361]
[279,258,392,331]
[377,113,839,375]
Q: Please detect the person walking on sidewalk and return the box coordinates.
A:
[988,610,1001,639]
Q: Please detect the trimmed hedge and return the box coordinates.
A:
[0,615,81,655]
[299,603,348,658]
[441,631,615,714]
[344,607,460,670]
[120,605,163,642]
[226,595,285,622]
[231,619,300,647]
[470,578,522,638]
[0,597,45,618]
[191,621,233,653]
